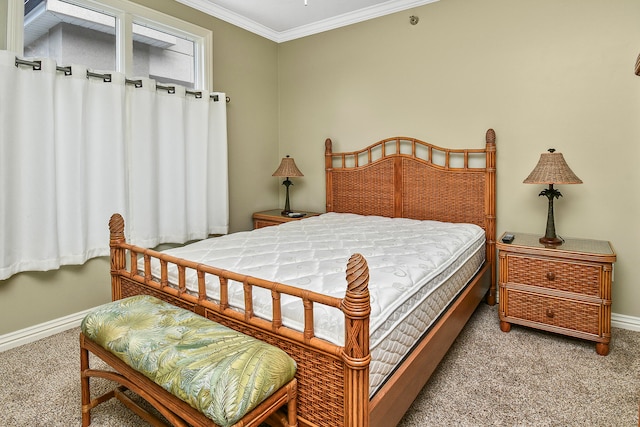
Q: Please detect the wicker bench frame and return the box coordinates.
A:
[80,332,298,427]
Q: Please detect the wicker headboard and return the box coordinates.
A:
[324,129,496,232]
[325,128,497,305]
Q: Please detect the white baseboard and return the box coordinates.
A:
[1,308,639,353]
[0,308,93,353]
[612,313,640,332]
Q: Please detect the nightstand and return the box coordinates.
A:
[497,232,616,355]
[252,209,321,229]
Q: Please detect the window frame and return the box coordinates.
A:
[8,0,212,90]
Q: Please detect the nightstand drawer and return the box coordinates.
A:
[252,210,321,230]
[254,219,278,229]
[504,289,601,335]
[506,255,601,297]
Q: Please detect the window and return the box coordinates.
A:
[14,0,211,89]
[132,21,196,88]
[24,0,118,70]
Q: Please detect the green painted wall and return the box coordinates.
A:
[2,0,639,335]
[277,0,640,318]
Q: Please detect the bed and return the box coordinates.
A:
[108,128,497,427]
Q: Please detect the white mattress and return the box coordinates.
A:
[147,212,485,394]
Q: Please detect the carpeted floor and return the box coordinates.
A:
[1,304,638,426]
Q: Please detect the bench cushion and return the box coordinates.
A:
[81,295,297,427]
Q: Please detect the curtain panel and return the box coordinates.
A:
[0,50,228,280]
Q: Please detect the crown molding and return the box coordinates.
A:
[176,0,278,41]
[176,0,439,43]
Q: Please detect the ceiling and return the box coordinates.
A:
[176,0,440,43]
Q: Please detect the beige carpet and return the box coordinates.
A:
[1,304,638,426]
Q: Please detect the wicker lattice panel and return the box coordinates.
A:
[505,290,600,335]
[330,160,395,217]
[402,160,486,226]
[507,256,601,297]
[120,279,196,311]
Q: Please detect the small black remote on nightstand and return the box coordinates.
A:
[502,233,515,244]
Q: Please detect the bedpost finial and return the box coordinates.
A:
[325,138,333,155]
[343,254,370,322]
[343,253,371,349]
[486,129,496,145]
[109,213,125,242]
[345,253,369,295]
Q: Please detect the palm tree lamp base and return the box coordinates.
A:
[538,184,563,246]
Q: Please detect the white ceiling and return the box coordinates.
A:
[176,0,439,43]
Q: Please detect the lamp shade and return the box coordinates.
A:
[523,149,582,185]
[272,156,304,177]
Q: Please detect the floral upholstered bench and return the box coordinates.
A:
[80,295,298,427]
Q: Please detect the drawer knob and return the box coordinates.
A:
[546,271,556,281]
[546,308,555,319]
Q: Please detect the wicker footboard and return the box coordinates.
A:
[110,211,370,427]
[118,277,346,427]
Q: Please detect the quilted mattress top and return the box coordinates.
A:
[153,213,485,346]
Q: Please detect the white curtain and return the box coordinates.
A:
[127,79,229,247]
[0,51,228,280]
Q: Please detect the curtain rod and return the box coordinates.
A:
[15,57,230,103]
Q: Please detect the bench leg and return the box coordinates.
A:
[80,335,91,427]
[287,379,298,427]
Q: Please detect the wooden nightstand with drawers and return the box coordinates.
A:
[252,209,320,229]
[497,232,616,355]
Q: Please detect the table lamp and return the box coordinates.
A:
[523,148,582,246]
[272,155,304,215]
